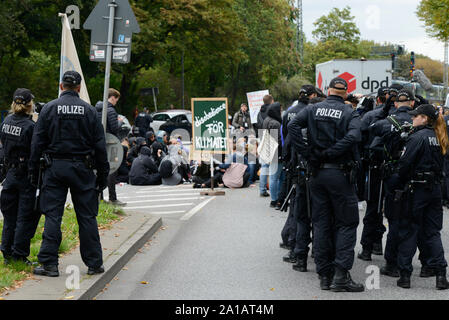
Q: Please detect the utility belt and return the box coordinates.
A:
[48,153,95,169]
[394,172,440,201]
[319,161,358,185]
[380,161,397,179]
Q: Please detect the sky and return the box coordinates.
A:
[302,0,446,62]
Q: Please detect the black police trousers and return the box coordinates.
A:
[310,168,359,275]
[281,185,298,248]
[0,168,39,258]
[37,160,103,268]
[397,184,447,275]
[360,166,386,251]
[293,181,312,259]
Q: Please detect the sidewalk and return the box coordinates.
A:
[1,208,162,300]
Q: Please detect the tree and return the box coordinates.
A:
[312,6,360,43]
[417,0,449,42]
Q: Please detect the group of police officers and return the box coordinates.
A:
[280,77,449,291]
[1,69,449,293]
[1,71,108,277]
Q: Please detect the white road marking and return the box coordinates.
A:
[180,197,216,221]
[106,193,202,200]
[125,203,194,210]
[125,197,203,204]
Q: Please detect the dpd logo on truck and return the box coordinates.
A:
[338,72,357,93]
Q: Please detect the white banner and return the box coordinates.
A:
[59,13,90,104]
[246,90,269,124]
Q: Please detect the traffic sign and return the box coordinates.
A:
[105,133,124,174]
[83,0,140,64]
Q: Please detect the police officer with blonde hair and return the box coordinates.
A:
[0,89,39,265]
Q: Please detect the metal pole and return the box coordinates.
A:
[101,0,117,134]
[152,87,158,112]
[444,41,448,102]
[182,50,185,110]
[210,153,214,191]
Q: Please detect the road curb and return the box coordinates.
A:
[71,216,163,300]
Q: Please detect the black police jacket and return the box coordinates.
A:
[397,125,443,184]
[0,113,35,165]
[281,101,307,162]
[369,106,413,162]
[30,90,109,178]
[134,112,153,133]
[288,95,361,164]
[95,101,119,136]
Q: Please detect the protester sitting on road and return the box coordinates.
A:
[168,143,190,182]
[150,141,166,167]
[159,157,183,186]
[127,137,147,165]
[219,138,251,188]
[156,130,169,154]
[192,161,212,186]
[145,131,156,147]
[129,146,162,186]
[116,144,130,184]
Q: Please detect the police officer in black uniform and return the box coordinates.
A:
[394,104,449,289]
[288,77,364,292]
[0,88,39,265]
[30,71,110,277]
[280,85,316,270]
[135,107,153,137]
[357,86,396,262]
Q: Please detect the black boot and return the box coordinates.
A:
[357,248,372,261]
[380,263,399,278]
[33,264,59,277]
[279,242,291,250]
[372,242,383,256]
[283,250,297,263]
[88,265,105,275]
[397,271,411,289]
[420,265,436,278]
[319,270,334,291]
[436,269,449,290]
[330,266,364,292]
[292,257,307,272]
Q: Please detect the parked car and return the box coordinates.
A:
[150,110,191,133]
[159,112,192,141]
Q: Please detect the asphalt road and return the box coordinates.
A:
[96,183,449,300]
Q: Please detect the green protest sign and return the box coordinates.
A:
[191,98,229,154]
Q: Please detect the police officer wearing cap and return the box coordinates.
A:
[0,88,39,265]
[288,77,364,292]
[368,88,433,278]
[135,107,153,137]
[394,104,449,289]
[280,85,316,269]
[30,71,109,277]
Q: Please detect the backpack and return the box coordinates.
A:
[222,163,248,188]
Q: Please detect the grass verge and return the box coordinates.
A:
[0,201,124,294]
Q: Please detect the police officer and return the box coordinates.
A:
[368,89,430,278]
[0,88,39,265]
[134,107,153,137]
[394,104,449,289]
[288,77,364,292]
[357,87,391,262]
[29,71,110,277]
[280,85,316,268]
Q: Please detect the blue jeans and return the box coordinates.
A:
[259,164,270,194]
[269,162,283,202]
[248,163,257,184]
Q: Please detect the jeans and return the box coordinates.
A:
[259,164,269,194]
[269,161,283,202]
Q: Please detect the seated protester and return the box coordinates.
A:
[127,137,147,165]
[219,139,250,188]
[146,131,156,147]
[116,144,130,183]
[192,161,211,186]
[159,158,183,186]
[129,147,161,186]
[156,130,169,154]
[167,143,190,182]
[128,136,137,148]
[194,162,225,189]
[150,141,167,167]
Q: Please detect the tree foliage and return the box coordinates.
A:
[417,0,449,42]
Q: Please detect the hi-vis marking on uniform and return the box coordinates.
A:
[428,137,440,147]
[57,105,85,115]
[315,108,342,119]
[2,124,22,136]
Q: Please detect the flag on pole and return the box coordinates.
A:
[59,13,90,104]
